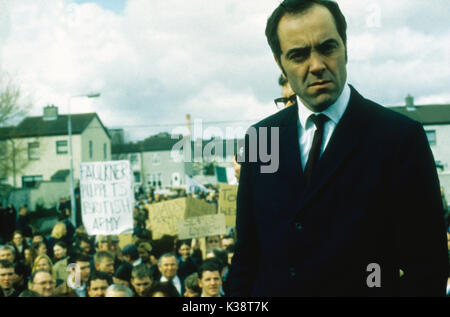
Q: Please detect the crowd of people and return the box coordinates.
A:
[0,185,235,297]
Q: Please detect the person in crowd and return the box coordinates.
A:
[0,204,16,244]
[47,222,69,259]
[87,270,112,297]
[0,245,16,264]
[205,235,221,250]
[105,284,134,297]
[183,272,201,297]
[18,289,41,297]
[204,250,229,296]
[176,239,198,282]
[53,241,70,283]
[274,74,296,109]
[136,239,152,268]
[229,0,448,296]
[29,241,48,267]
[31,254,57,285]
[0,260,20,297]
[122,244,142,266]
[94,250,115,276]
[11,230,28,262]
[147,281,180,297]
[54,253,91,297]
[16,205,32,238]
[28,269,55,297]
[74,234,94,258]
[53,241,68,263]
[158,252,184,296]
[13,261,30,294]
[198,260,223,297]
[221,235,235,250]
[96,235,122,270]
[130,263,153,297]
[113,262,133,288]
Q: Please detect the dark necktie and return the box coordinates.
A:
[304,114,329,186]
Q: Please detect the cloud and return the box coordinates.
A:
[0,0,449,141]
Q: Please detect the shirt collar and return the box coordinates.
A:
[297,82,350,129]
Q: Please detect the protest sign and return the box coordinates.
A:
[218,184,238,227]
[79,160,134,235]
[178,214,226,240]
[147,196,217,239]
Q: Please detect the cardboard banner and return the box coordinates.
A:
[178,214,226,240]
[147,196,216,239]
[79,161,134,235]
[218,184,238,227]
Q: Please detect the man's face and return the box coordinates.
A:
[88,279,109,297]
[13,234,23,246]
[32,235,44,243]
[0,249,14,263]
[38,243,48,256]
[75,261,91,283]
[205,236,221,249]
[31,271,54,297]
[96,258,114,275]
[53,245,67,260]
[131,276,152,297]
[277,5,347,112]
[281,82,296,108]
[158,256,178,280]
[80,241,91,255]
[0,267,15,290]
[199,271,222,297]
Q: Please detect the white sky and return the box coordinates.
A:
[0,0,449,141]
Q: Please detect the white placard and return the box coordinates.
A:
[79,160,134,235]
[177,214,226,240]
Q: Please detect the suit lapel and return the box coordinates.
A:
[293,87,371,218]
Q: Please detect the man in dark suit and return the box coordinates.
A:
[228,0,449,297]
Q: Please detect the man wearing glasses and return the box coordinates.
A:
[274,74,296,109]
[29,270,55,297]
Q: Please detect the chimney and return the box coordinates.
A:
[43,105,58,121]
[405,94,415,111]
[186,114,191,136]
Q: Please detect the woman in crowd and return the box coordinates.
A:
[11,230,28,262]
[47,222,68,258]
[175,239,199,282]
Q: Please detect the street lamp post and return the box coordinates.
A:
[68,93,101,227]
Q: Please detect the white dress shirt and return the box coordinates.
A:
[297,83,351,170]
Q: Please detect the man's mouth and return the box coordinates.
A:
[309,80,332,88]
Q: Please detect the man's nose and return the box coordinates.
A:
[309,52,326,75]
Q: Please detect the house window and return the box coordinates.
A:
[134,172,141,183]
[28,142,40,160]
[425,130,436,146]
[103,143,107,160]
[152,153,160,165]
[22,175,43,188]
[56,140,68,154]
[89,141,93,159]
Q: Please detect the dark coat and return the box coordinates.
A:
[228,87,449,297]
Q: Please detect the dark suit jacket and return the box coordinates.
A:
[228,86,449,297]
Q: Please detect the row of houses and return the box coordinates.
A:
[0,95,449,210]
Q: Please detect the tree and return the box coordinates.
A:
[0,75,31,187]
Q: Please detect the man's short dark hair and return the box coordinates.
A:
[265,0,347,74]
[94,250,114,264]
[131,263,152,280]
[88,271,112,288]
[198,259,221,280]
[54,241,67,250]
[184,272,201,294]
